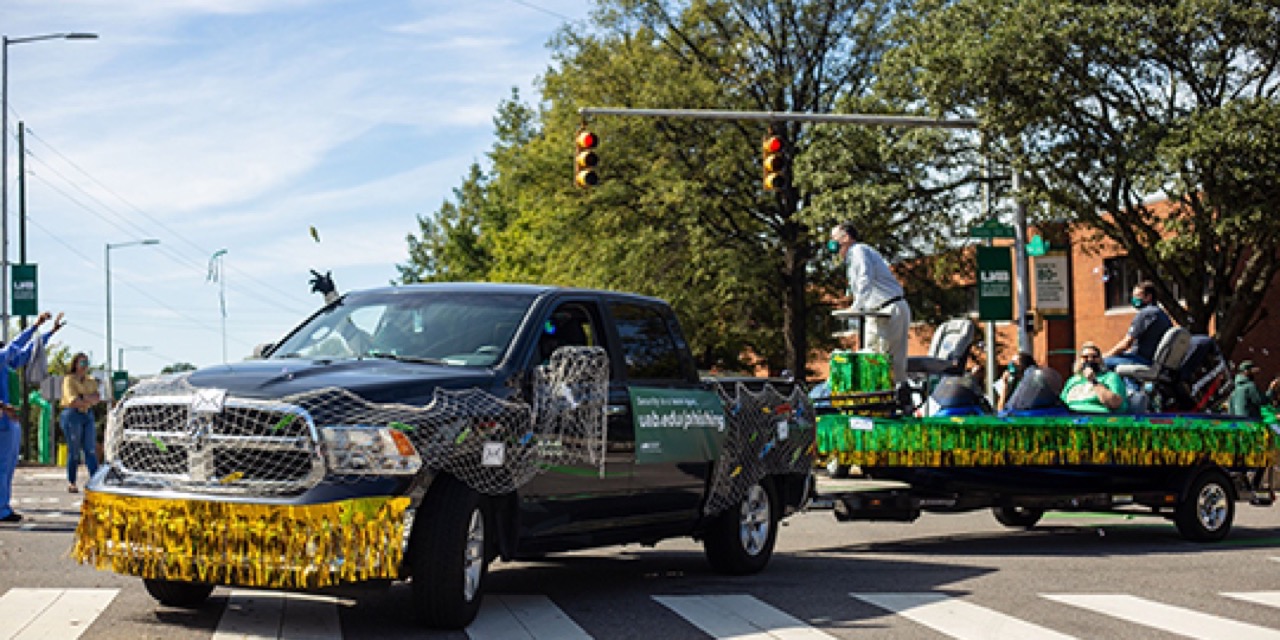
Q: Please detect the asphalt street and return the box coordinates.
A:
[3,465,1280,639]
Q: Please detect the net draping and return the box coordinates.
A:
[72,492,409,589]
[704,383,816,515]
[104,346,611,497]
[817,414,1278,468]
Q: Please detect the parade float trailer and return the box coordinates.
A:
[72,284,814,629]
[815,351,1279,542]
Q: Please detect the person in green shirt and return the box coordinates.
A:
[1061,341,1128,413]
[1229,360,1265,419]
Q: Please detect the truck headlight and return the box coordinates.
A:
[320,426,422,475]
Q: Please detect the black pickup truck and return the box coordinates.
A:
[73,283,813,629]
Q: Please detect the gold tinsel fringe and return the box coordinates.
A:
[72,492,410,589]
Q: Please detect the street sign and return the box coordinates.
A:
[977,246,1013,321]
[968,219,1016,239]
[1034,251,1072,319]
[1027,234,1049,256]
[10,264,37,317]
[112,370,130,399]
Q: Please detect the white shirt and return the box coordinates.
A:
[845,243,904,311]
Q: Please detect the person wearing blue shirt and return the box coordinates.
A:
[1104,280,1173,368]
[0,311,64,523]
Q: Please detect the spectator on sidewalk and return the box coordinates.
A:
[60,352,102,493]
[0,312,65,523]
[1229,360,1265,419]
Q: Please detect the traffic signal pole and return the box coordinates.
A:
[578,107,979,129]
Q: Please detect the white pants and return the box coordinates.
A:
[864,299,911,386]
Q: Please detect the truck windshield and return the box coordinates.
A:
[270,290,536,366]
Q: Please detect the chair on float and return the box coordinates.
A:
[1115,326,1193,413]
[905,318,976,414]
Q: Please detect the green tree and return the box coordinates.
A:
[889,0,1280,357]
[399,0,967,375]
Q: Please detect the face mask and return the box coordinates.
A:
[826,239,840,253]
[1130,296,1144,308]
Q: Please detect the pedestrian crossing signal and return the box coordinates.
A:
[575,129,600,188]
[762,134,789,192]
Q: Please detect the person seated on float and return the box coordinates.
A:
[995,352,1037,413]
[1060,341,1127,414]
[1103,280,1172,370]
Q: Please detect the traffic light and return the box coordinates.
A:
[762,133,789,192]
[575,128,600,188]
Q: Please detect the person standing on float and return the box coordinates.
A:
[829,222,911,387]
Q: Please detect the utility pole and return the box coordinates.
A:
[1012,171,1032,354]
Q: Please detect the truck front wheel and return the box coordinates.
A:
[703,480,778,575]
[1175,470,1234,542]
[410,478,488,629]
[142,579,214,608]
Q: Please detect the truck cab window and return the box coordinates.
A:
[539,304,597,363]
[610,302,683,381]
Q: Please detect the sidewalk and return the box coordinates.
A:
[1,464,85,530]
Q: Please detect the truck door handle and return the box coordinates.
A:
[605,405,629,416]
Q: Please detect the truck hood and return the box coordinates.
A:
[184,359,499,406]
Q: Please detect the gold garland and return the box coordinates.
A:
[72,491,411,589]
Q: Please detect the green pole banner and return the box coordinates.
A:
[11,264,37,317]
[977,246,1013,321]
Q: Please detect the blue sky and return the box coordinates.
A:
[4,0,592,373]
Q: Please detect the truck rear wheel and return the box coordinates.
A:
[992,505,1044,529]
[142,579,214,608]
[410,478,488,629]
[703,480,778,575]
[1175,470,1234,542]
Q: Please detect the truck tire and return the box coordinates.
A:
[992,506,1044,529]
[703,480,778,575]
[1175,470,1234,542]
[410,478,488,629]
[142,579,214,608]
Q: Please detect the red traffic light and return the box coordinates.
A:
[762,133,788,192]
[576,130,599,150]
[762,136,783,154]
[575,128,600,188]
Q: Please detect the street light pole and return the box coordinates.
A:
[208,249,228,363]
[2,31,97,342]
[106,239,159,400]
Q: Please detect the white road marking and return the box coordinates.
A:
[853,592,1076,640]
[213,590,342,640]
[1044,594,1280,640]
[655,594,835,639]
[468,594,591,640]
[0,588,118,640]
[1222,591,1280,609]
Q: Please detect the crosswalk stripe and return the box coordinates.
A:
[655,594,835,639]
[0,588,118,640]
[1222,591,1280,609]
[468,595,591,640]
[213,590,342,640]
[852,593,1075,640]
[1044,594,1280,640]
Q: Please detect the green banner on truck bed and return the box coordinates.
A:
[631,387,725,464]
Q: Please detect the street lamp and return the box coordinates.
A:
[106,239,159,399]
[2,31,98,341]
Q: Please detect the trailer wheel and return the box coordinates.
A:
[1175,470,1234,542]
[409,478,488,629]
[704,480,778,575]
[992,506,1044,529]
[143,579,214,608]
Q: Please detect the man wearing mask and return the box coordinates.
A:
[829,222,911,387]
[1061,341,1127,413]
[1103,280,1173,369]
[1229,360,1265,419]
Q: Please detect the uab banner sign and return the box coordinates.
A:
[11,264,37,317]
[976,246,1013,321]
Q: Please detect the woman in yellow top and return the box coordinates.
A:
[60,353,101,493]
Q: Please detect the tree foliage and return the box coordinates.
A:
[888,0,1280,357]
[399,0,968,376]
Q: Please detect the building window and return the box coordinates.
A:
[1103,255,1180,309]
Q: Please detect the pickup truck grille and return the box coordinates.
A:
[106,395,325,495]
